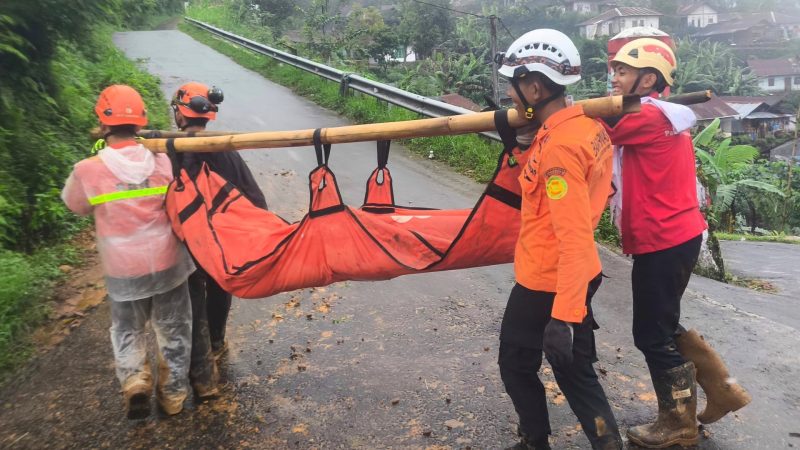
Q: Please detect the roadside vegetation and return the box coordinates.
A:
[0,0,182,376]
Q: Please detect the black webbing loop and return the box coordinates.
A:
[312,128,331,166]
[165,138,185,191]
[377,140,390,169]
[494,110,517,155]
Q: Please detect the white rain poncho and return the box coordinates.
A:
[61,141,195,301]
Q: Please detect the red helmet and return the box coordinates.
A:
[94,85,148,126]
[172,82,223,120]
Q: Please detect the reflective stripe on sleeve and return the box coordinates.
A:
[88,185,168,206]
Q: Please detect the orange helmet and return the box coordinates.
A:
[94,85,148,126]
[171,82,223,120]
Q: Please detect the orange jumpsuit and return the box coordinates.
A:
[514,104,613,323]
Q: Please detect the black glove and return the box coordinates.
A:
[543,319,574,367]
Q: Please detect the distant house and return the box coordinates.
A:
[437,93,482,112]
[563,0,616,14]
[746,58,800,93]
[578,7,662,40]
[677,3,718,28]
[691,11,800,45]
[721,96,793,139]
[686,95,791,138]
[686,96,739,135]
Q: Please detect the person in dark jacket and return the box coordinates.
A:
[171,82,268,399]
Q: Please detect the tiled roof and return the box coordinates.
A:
[721,95,787,106]
[686,96,739,121]
[437,93,482,112]
[692,11,800,37]
[746,58,800,77]
[677,3,714,16]
[578,7,663,26]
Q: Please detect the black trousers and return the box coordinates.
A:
[188,267,233,384]
[498,275,620,446]
[632,234,702,373]
[188,270,215,386]
[205,274,232,348]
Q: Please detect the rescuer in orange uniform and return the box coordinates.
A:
[494,30,621,450]
[61,85,195,419]
[169,81,267,399]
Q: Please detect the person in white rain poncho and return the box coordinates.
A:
[61,85,195,419]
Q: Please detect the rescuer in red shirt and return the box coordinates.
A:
[604,38,750,448]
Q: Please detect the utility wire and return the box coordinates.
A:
[409,0,487,18]
[496,17,517,40]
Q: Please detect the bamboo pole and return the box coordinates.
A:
[90,91,714,142]
[137,95,641,154]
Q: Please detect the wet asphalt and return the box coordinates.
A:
[0,29,798,449]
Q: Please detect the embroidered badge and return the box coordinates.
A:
[545,167,566,178]
[546,176,568,200]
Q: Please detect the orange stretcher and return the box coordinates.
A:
[165,129,527,299]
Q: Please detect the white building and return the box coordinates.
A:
[677,3,718,28]
[563,1,616,14]
[746,58,800,93]
[578,7,662,40]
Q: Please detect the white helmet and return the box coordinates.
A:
[498,29,581,86]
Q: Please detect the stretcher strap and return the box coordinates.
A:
[313,129,331,166]
[377,140,390,169]
[485,183,522,210]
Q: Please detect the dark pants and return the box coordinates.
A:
[188,270,215,387]
[205,275,232,349]
[498,275,620,447]
[632,234,702,373]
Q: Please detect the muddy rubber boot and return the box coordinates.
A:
[504,432,551,450]
[211,339,228,360]
[122,370,152,420]
[156,353,187,415]
[591,434,623,450]
[675,328,751,424]
[627,362,699,448]
[192,360,221,400]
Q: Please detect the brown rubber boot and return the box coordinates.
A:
[627,362,699,448]
[122,368,152,420]
[156,352,187,415]
[675,328,751,424]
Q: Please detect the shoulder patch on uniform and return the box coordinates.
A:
[545,167,566,178]
[546,176,568,200]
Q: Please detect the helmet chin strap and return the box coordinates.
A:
[629,70,650,96]
[510,77,564,120]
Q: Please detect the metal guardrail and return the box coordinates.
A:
[185,18,501,141]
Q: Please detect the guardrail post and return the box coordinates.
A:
[339,73,353,97]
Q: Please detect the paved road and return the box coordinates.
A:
[1,29,799,449]
[720,240,799,300]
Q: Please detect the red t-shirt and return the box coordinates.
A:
[603,102,707,255]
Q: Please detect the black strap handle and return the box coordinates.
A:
[377,140,390,169]
[312,128,331,166]
[165,138,185,191]
[494,110,517,155]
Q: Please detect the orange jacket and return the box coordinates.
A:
[514,105,613,323]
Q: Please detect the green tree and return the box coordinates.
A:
[673,39,761,96]
[693,119,785,232]
[398,0,453,60]
[254,0,296,36]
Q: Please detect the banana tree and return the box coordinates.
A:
[693,118,786,231]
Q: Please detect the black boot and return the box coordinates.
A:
[627,361,699,448]
[505,431,551,450]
